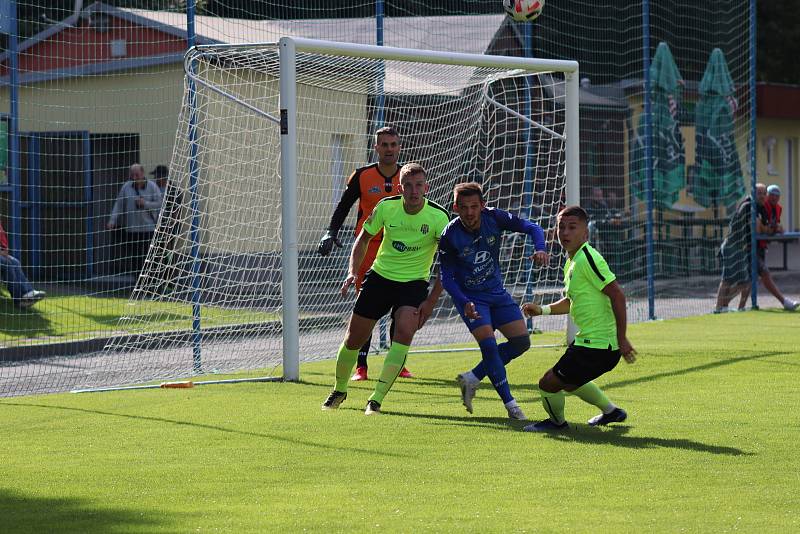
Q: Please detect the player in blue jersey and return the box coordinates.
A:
[438,182,549,419]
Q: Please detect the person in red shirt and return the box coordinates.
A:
[317,126,413,381]
[0,220,45,308]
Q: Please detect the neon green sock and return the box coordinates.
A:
[539,387,566,424]
[572,381,612,411]
[334,343,359,392]
[368,342,409,405]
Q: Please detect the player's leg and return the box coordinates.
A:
[366,279,428,413]
[353,238,382,377]
[469,312,530,380]
[522,367,569,432]
[353,334,371,381]
[323,271,389,410]
[466,320,524,419]
[556,345,626,427]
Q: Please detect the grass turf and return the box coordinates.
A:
[0,293,280,345]
[1,309,799,532]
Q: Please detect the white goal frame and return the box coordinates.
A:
[192,37,581,382]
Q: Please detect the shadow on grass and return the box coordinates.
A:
[0,487,165,533]
[0,298,54,337]
[3,401,410,459]
[602,350,794,392]
[541,425,751,456]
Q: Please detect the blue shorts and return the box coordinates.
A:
[455,287,523,333]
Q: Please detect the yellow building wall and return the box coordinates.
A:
[0,64,185,172]
[755,118,800,231]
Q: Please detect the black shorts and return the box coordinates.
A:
[553,343,621,387]
[353,270,429,321]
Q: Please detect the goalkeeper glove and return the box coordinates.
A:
[317,230,342,256]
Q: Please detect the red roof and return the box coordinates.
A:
[757,83,800,120]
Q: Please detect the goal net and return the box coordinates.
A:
[72,38,580,390]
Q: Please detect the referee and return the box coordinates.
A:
[321,163,450,415]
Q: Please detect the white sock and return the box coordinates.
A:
[602,402,618,415]
[504,399,519,409]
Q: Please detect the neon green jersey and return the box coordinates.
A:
[563,242,618,350]
[362,196,450,282]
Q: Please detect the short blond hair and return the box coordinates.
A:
[400,162,426,183]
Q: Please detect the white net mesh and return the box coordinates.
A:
[25,42,569,393]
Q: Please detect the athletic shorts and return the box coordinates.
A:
[454,287,523,332]
[353,270,429,321]
[553,343,621,387]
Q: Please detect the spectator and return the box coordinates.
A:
[106,163,163,276]
[0,220,45,308]
[746,183,797,311]
[714,194,752,313]
[764,184,784,233]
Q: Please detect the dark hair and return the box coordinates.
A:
[400,162,425,182]
[557,205,588,222]
[453,182,484,203]
[375,126,400,144]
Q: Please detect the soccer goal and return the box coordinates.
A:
[72,37,580,391]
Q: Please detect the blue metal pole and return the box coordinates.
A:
[187,1,203,372]
[28,134,39,273]
[523,21,535,331]
[83,132,93,279]
[641,0,656,320]
[748,0,758,309]
[375,0,385,127]
[8,0,20,257]
[376,0,388,348]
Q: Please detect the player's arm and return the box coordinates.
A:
[521,297,570,317]
[416,269,443,329]
[319,171,361,256]
[493,209,549,265]
[602,281,636,363]
[438,237,477,319]
[340,227,374,296]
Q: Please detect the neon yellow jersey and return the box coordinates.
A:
[563,242,618,350]
[362,196,450,282]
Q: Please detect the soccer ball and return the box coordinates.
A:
[503,0,545,22]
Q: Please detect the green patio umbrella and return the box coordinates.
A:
[693,48,745,211]
[630,42,686,209]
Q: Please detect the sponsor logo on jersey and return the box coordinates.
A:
[474,250,491,264]
[392,240,421,252]
[368,186,381,194]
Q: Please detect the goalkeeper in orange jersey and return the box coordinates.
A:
[316,126,413,380]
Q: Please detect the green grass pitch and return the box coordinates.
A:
[2,310,799,532]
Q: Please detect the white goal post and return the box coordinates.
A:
[274,37,580,380]
[59,36,582,394]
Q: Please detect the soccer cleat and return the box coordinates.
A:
[364,400,381,415]
[587,407,627,426]
[321,390,347,410]
[19,290,46,308]
[712,306,730,314]
[398,367,414,378]
[456,373,479,414]
[522,419,569,432]
[783,299,799,312]
[507,405,528,421]
[351,366,368,381]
